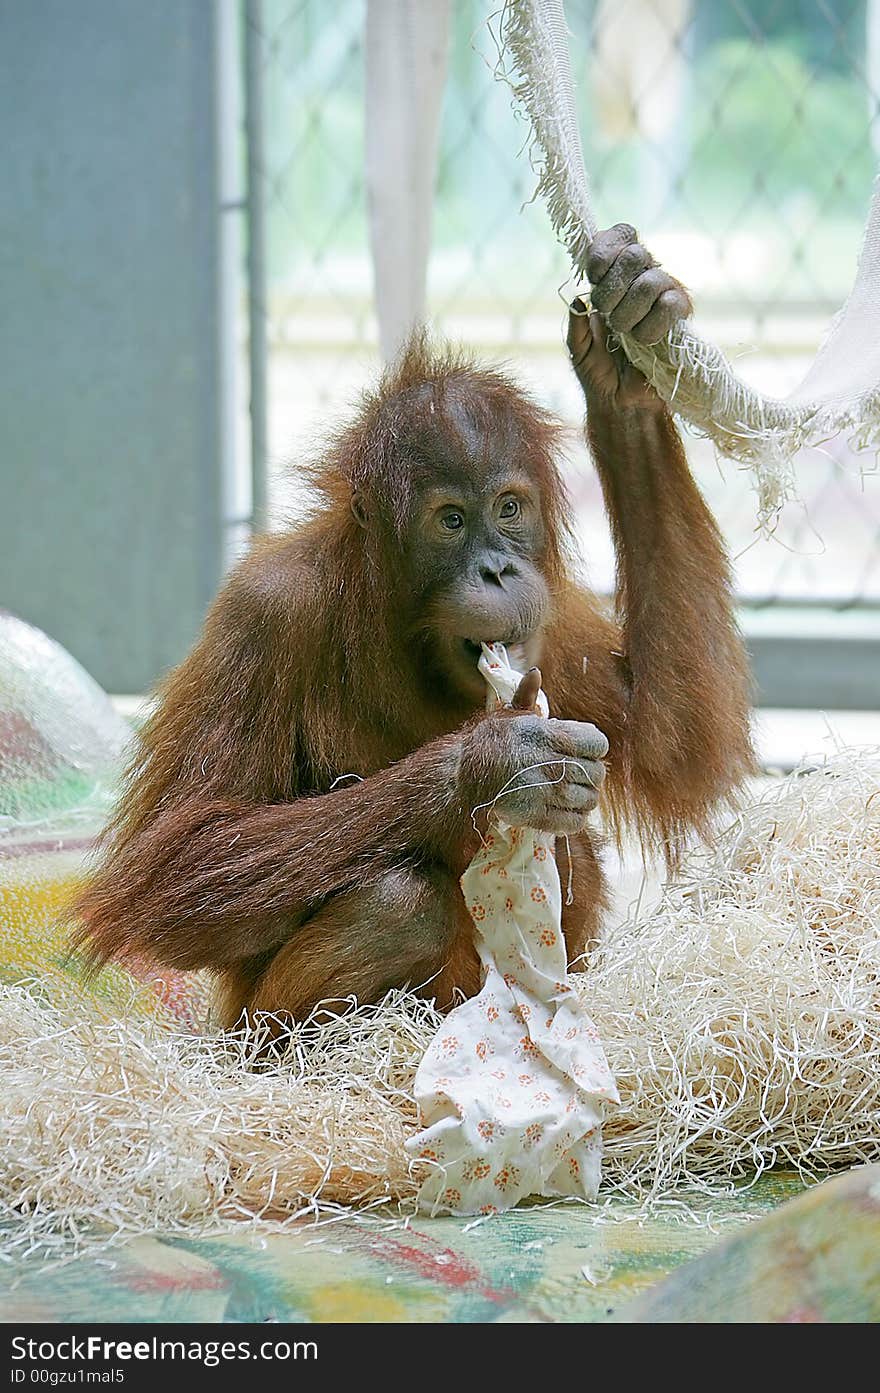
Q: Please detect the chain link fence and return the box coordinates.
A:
[254,0,880,610]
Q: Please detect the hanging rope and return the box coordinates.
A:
[498,0,880,524]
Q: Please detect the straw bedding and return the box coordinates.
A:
[2,750,879,1258]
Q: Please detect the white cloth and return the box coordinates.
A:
[365,0,451,362]
[499,0,880,522]
[407,643,618,1216]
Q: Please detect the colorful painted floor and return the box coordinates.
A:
[1,1176,805,1323]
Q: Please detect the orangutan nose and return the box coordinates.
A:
[480,560,518,588]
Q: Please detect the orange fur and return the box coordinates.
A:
[72,333,753,1025]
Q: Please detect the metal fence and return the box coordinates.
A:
[243,0,880,701]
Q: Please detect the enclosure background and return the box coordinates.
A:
[259,0,880,617]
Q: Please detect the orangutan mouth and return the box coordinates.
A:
[461,637,528,667]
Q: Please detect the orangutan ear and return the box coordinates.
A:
[351,491,369,527]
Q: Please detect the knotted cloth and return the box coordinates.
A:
[407,643,618,1216]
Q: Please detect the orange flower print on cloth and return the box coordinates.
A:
[406,642,618,1217]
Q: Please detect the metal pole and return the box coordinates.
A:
[244,0,268,533]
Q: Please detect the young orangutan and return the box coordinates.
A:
[74,224,754,1025]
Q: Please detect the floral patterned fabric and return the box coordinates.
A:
[407,643,618,1216]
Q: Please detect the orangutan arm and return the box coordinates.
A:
[562,235,754,853]
[73,579,607,977]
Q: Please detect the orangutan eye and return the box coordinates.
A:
[441,511,465,532]
[499,496,521,520]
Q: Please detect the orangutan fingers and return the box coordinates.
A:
[511,667,542,711]
[566,300,593,375]
[606,267,673,333]
[585,223,638,283]
[628,285,693,344]
[545,718,610,763]
[556,756,607,790]
[591,243,655,317]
